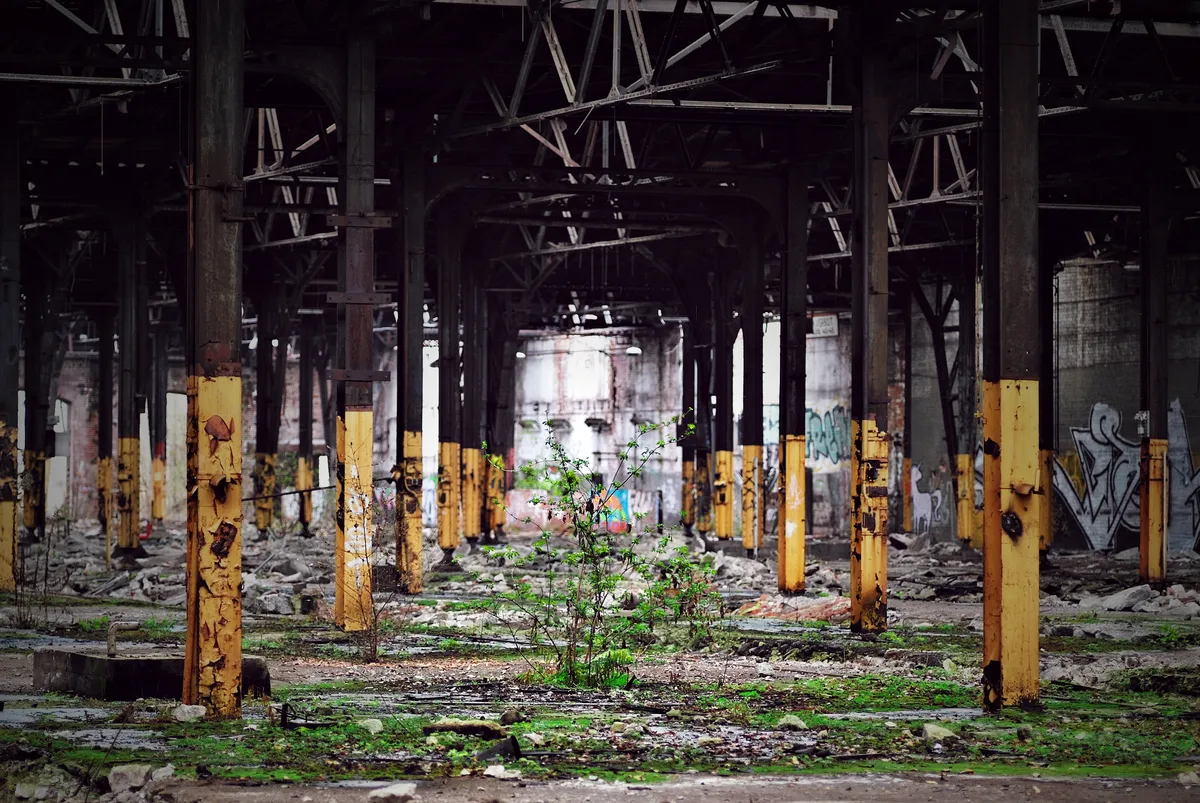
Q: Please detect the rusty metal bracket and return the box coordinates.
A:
[326,214,394,228]
[326,292,392,305]
[331,369,391,382]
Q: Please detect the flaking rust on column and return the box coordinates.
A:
[23,449,45,536]
[185,375,243,718]
[850,419,889,633]
[341,410,373,631]
[0,421,16,590]
[254,453,276,533]
[485,448,504,533]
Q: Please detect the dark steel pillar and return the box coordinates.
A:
[694,302,714,536]
[901,289,913,535]
[0,116,15,589]
[712,269,735,540]
[779,165,809,592]
[740,233,765,555]
[849,15,891,633]
[484,296,516,544]
[115,217,144,557]
[1139,148,1170,585]
[436,217,463,563]
[184,0,245,718]
[395,151,426,591]
[955,269,978,546]
[297,316,315,533]
[679,322,696,535]
[334,31,379,632]
[981,0,1041,711]
[151,323,168,524]
[21,264,46,545]
[97,311,115,564]
[253,293,277,535]
[461,259,484,543]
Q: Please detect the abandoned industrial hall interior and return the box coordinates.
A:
[4,0,1200,801]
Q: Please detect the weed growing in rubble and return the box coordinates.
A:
[476,415,720,688]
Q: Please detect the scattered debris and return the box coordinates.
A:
[367,781,417,802]
[482,764,523,780]
[358,718,384,735]
[170,704,206,723]
[922,723,958,744]
[106,764,152,794]
[423,718,507,739]
[777,715,809,731]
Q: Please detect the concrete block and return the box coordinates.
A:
[33,648,270,701]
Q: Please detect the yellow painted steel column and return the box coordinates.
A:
[1038,448,1053,553]
[183,375,243,718]
[740,445,763,551]
[778,434,806,593]
[396,431,423,593]
[680,458,695,530]
[901,457,913,533]
[1139,438,1167,585]
[461,447,483,541]
[694,451,712,535]
[486,453,506,532]
[334,414,346,626]
[151,455,167,522]
[850,420,889,631]
[23,450,44,537]
[982,380,1042,709]
[0,422,15,590]
[97,457,113,568]
[437,442,461,551]
[117,438,139,549]
[955,453,976,546]
[340,410,373,632]
[713,450,734,539]
[296,456,313,527]
[253,452,276,532]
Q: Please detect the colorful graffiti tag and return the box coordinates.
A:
[806,405,851,467]
[597,488,632,533]
[1053,400,1200,552]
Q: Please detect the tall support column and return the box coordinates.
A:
[395,151,425,590]
[901,289,914,534]
[740,235,764,555]
[779,166,809,592]
[981,0,1041,710]
[1039,244,1055,556]
[97,311,115,566]
[955,269,979,546]
[116,218,143,557]
[461,263,484,544]
[694,306,714,536]
[253,295,277,534]
[184,0,244,718]
[297,316,315,533]
[712,271,735,541]
[849,21,891,632]
[1139,151,1169,585]
[22,268,47,544]
[484,297,516,543]
[436,218,462,563]
[0,117,18,589]
[679,323,696,535]
[334,32,378,632]
[151,323,168,523]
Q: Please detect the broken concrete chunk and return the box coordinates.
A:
[524,732,546,747]
[482,764,522,780]
[172,704,207,723]
[1100,584,1155,611]
[1178,771,1199,786]
[151,764,176,782]
[423,718,507,739]
[13,783,37,800]
[921,723,958,743]
[107,764,153,794]
[358,718,384,735]
[777,715,808,731]
[499,707,526,725]
[367,781,418,802]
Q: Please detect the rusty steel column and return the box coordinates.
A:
[779,165,809,592]
[740,234,764,555]
[394,151,425,591]
[115,216,145,557]
[96,311,115,566]
[21,257,47,545]
[253,293,278,535]
[461,259,484,545]
[484,297,516,544]
[151,322,168,523]
[849,17,891,632]
[694,302,714,536]
[332,32,379,632]
[184,0,245,718]
[1139,149,1169,585]
[0,116,17,589]
[713,269,735,541]
[1039,239,1055,557]
[955,269,979,546]
[436,217,463,564]
[297,316,315,533]
[679,322,696,535]
[981,0,1041,711]
[901,288,914,535]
